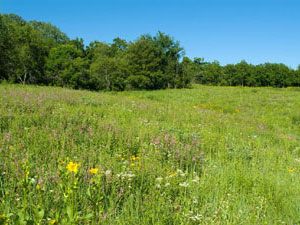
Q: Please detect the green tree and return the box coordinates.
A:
[192,57,207,83]
[45,44,88,88]
[30,20,69,45]
[89,41,128,91]
[5,22,48,84]
[201,61,224,85]
[125,32,187,89]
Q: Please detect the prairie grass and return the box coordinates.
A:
[1,84,300,224]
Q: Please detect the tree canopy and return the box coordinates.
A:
[0,12,299,90]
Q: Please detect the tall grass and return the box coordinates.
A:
[1,84,300,224]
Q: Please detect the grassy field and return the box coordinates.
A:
[1,84,300,224]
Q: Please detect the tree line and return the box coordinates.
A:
[0,12,299,90]
[185,59,300,87]
[0,13,190,90]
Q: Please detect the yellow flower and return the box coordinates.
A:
[66,161,80,173]
[9,146,13,150]
[89,168,98,174]
[193,105,197,109]
[287,168,294,172]
[0,214,5,218]
[130,163,135,167]
[50,219,56,224]
[36,184,40,190]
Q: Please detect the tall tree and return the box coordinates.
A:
[125,32,187,89]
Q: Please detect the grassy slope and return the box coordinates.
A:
[1,84,300,224]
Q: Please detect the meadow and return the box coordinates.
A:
[1,84,300,224]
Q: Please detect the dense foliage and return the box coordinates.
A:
[0,12,299,89]
[189,60,300,87]
[0,13,190,90]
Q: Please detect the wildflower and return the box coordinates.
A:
[127,173,135,178]
[30,177,37,184]
[104,170,111,176]
[179,182,189,188]
[36,184,40,190]
[0,214,5,218]
[50,219,56,224]
[176,169,185,177]
[89,168,98,174]
[189,214,203,221]
[9,146,13,150]
[130,163,135,167]
[121,158,125,161]
[193,105,197,109]
[287,168,294,172]
[66,161,80,173]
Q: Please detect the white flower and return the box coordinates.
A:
[104,170,111,176]
[127,173,135,178]
[116,172,135,181]
[30,178,37,184]
[176,169,185,177]
[190,214,202,221]
[179,182,189,188]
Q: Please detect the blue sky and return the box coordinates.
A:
[1,0,300,68]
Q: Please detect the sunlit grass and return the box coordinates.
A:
[1,84,300,224]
